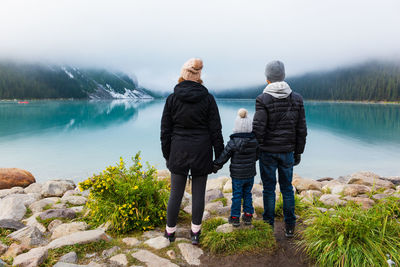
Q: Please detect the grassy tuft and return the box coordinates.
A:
[297,197,400,266]
[0,228,14,246]
[212,197,228,206]
[200,218,275,254]
[275,194,310,218]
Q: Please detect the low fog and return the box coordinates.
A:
[1,0,400,91]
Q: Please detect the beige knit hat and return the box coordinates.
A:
[180,58,203,83]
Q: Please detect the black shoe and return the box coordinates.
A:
[190,230,201,245]
[242,213,253,225]
[285,224,295,238]
[228,216,240,227]
[164,230,176,242]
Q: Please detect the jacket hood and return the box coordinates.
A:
[174,80,209,103]
[263,81,292,99]
[230,132,256,152]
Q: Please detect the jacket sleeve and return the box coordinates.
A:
[295,97,307,154]
[252,96,268,145]
[208,95,224,159]
[213,140,235,167]
[160,95,173,160]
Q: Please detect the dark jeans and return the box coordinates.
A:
[167,173,207,227]
[259,151,296,226]
[231,177,254,217]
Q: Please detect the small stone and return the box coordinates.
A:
[343,184,371,197]
[0,187,25,198]
[202,210,211,221]
[381,176,400,185]
[51,222,88,239]
[88,261,105,267]
[166,250,176,260]
[205,189,224,203]
[0,241,8,255]
[142,230,163,239]
[61,195,87,205]
[46,229,112,249]
[29,198,59,213]
[206,176,229,191]
[348,171,395,189]
[316,207,328,213]
[3,193,39,207]
[319,194,347,206]
[253,197,263,208]
[292,177,322,192]
[85,252,96,258]
[178,242,203,266]
[7,226,46,246]
[343,197,375,209]
[53,262,86,267]
[183,203,192,214]
[24,183,43,194]
[39,208,76,220]
[4,243,26,258]
[59,251,78,263]
[316,177,334,182]
[251,183,263,198]
[372,193,389,200]
[109,254,128,266]
[22,213,47,233]
[70,206,84,213]
[102,246,119,257]
[216,223,234,233]
[0,219,26,230]
[205,201,223,212]
[222,180,232,193]
[300,190,323,199]
[48,219,63,232]
[121,237,140,247]
[63,190,81,198]
[131,249,178,267]
[13,246,48,267]
[144,236,170,249]
[41,180,75,197]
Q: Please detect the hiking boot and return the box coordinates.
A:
[190,230,201,245]
[242,213,253,225]
[164,230,176,242]
[228,216,240,227]
[285,224,295,238]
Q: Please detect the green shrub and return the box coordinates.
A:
[200,218,275,254]
[275,193,309,217]
[297,197,400,266]
[79,153,169,234]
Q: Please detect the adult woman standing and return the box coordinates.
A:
[161,58,224,245]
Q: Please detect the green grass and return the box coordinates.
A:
[36,216,70,228]
[177,210,192,224]
[0,228,14,246]
[42,204,53,211]
[200,218,275,254]
[212,197,228,206]
[275,194,310,218]
[297,197,400,266]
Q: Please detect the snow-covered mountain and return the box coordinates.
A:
[0,61,154,100]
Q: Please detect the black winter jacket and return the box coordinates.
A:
[214,132,259,179]
[160,80,224,176]
[253,92,307,154]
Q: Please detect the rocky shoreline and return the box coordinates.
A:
[0,170,398,266]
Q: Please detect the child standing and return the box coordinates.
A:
[213,108,259,227]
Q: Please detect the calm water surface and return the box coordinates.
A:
[0,100,399,183]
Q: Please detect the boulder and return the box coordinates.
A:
[48,219,63,232]
[4,243,27,258]
[59,251,78,263]
[0,187,25,198]
[343,184,372,197]
[3,193,40,207]
[0,196,26,220]
[348,171,395,189]
[372,193,389,200]
[63,190,81,198]
[46,229,111,249]
[41,180,75,197]
[321,180,345,194]
[202,210,211,221]
[29,198,59,213]
[343,196,375,209]
[121,237,140,247]
[39,208,76,220]
[101,246,119,257]
[204,201,230,215]
[216,223,234,233]
[316,177,334,182]
[206,176,229,191]
[24,183,43,194]
[300,190,323,199]
[222,180,232,193]
[131,249,178,267]
[292,177,322,192]
[178,242,203,266]
[142,230,162,239]
[253,197,263,208]
[144,236,170,250]
[381,176,400,185]
[61,195,87,206]
[319,194,347,206]
[51,222,88,239]
[0,219,26,230]
[252,184,263,198]
[7,226,46,246]
[69,206,84,213]
[13,246,48,267]
[205,189,224,203]
[0,168,35,190]
[109,254,128,267]
[22,213,47,233]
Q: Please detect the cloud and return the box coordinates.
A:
[1,0,400,91]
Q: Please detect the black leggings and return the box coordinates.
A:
[167,173,207,227]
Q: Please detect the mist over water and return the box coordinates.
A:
[0,99,399,182]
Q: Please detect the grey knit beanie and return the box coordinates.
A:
[233,108,252,133]
[265,60,285,82]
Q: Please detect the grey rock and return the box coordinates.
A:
[59,251,78,263]
[202,210,211,221]
[206,176,229,191]
[85,252,96,258]
[53,203,68,209]
[348,171,395,189]
[343,184,371,197]
[0,187,24,198]
[144,236,170,249]
[13,246,48,267]
[39,208,76,220]
[101,246,120,257]
[22,213,47,233]
[46,229,111,249]
[382,176,400,185]
[51,222,88,239]
[0,196,26,220]
[166,250,176,260]
[4,193,40,207]
[142,230,163,239]
[300,190,323,199]
[0,219,26,230]
[69,206,84,213]
[251,184,263,198]
[222,180,232,193]
[29,198,59,213]
[178,242,203,266]
[54,263,87,267]
[292,177,322,192]
[48,219,63,232]
[61,195,87,205]
[7,226,46,246]
[316,177,334,182]
[319,194,347,206]
[131,249,178,267]
[63,190,81,198]
[316,207,328,213]
[372,193,389,200]
[0,241,8,255]
[109,253,128,266]
[343,196,375,209]
[41,180,75,197]
[216,223,234,233]
[205,189,224,203]
[24,183,43,194]
[121,237,140,246]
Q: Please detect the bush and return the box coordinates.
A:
[200,218,275,254]
[275,193,309,218]
[297,197,400,266]
[79,153,169,234]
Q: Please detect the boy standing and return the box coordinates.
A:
[253,60,307,237]
[213,108,258,227]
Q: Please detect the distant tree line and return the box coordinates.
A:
[214,61,400,101]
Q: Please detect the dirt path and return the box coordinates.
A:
[200,221,311,267]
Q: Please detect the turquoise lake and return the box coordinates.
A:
[0,99,399,183]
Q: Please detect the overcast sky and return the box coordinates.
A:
[1,0,400,91]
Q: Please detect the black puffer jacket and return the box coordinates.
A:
[160,80,224,176]
[253,92,307,154]
[214,132,259,179]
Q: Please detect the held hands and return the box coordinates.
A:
[294,154,301,166]
[212,164,222,174]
